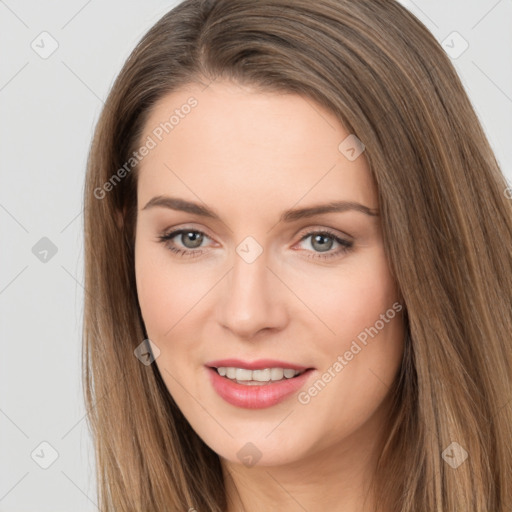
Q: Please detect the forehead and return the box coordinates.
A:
[136,81,377,212]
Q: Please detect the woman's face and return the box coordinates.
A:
[134,80,405,467]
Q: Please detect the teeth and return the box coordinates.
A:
[270,368,284,380]
[235,368,252,381]
[216,366,304,382]
[253,369,270,381]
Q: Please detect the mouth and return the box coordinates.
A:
[209,366,308,385]
[205,359,315,409]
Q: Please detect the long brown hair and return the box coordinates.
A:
[82,0,512,510]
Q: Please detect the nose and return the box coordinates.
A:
[216,247,289,340]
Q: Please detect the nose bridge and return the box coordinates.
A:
[216,239,287,337]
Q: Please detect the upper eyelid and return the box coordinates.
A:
[161,227,351,248]
[161,224,352,240]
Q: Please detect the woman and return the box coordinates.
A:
[82,0,512,510]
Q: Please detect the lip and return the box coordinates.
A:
[205,358,310,371]
[206,365,315,409]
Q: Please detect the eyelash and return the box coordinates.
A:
[157,228,354,261]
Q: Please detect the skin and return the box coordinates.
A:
[134,80,405,512]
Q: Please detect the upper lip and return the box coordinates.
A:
[205,358,312,371]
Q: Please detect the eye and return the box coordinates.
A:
[157,228,212,258]
[295,230,354,260]
[157,227,354,261]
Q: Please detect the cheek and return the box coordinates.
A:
[134,239,212,339]
[287,246,400,347]
[294,257,404,441]
[303,251,404,415]
[289,246,404,414]
[135,243,174,338]
[134,241,206,402]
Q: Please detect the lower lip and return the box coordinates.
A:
[206,367,314,409]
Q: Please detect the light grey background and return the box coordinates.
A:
[1,1,511,510]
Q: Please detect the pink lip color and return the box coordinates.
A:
[206,366,314,409]
[205,358,309,371]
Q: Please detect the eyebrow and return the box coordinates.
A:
[141,195,379,221]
